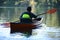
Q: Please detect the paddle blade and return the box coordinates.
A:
[47,8,57,14]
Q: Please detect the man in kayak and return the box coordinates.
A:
[20,6,37,24]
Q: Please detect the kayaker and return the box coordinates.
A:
[20,6,37,24]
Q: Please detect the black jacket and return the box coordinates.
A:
[20,12,37,24]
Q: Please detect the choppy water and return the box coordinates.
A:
[0,24,60,40]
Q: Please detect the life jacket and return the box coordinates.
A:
[22,13,30,19]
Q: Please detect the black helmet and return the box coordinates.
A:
[27,6,32,12]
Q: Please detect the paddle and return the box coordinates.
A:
[1,8,57,27]
[37,8,57,16]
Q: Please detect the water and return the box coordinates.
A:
[0,24,60,40]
